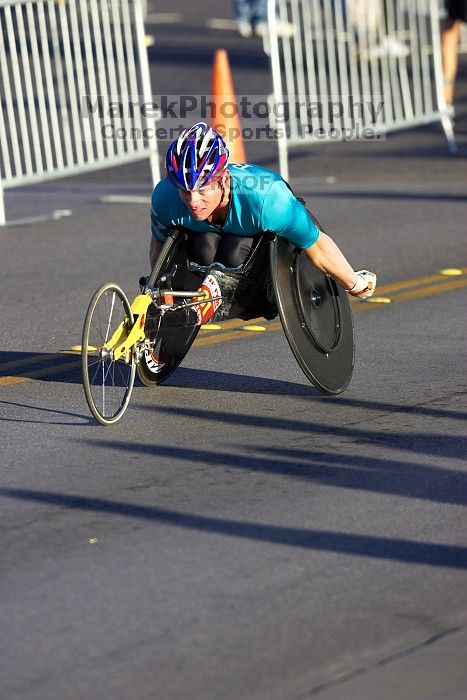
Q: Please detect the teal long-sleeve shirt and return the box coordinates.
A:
[150,163,319,249]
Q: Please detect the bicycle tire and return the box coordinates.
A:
[82,282,136,425]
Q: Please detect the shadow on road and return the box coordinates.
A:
[148,41,269,70]
[0,351,83,382]
[143,404,466,460]
[78,437,467,507]
[289,190,467,203]
[0,486,465,569]
[168,368,467,420]
[256,143,467,170]
[1,355,464,423]
[0,399,92,425]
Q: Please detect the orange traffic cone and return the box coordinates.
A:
[211,49,246,163]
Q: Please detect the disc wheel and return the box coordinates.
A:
[137,232,201,387]
[137,318,199,386]
[270,237,354,395]
[82,283,136,425]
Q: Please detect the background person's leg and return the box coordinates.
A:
[442,18,464,108]
[233,0,253,37]
[442,1,467,108]
[251,0,267,25]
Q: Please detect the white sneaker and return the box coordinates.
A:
[384,37,409,57]
[237,20,253,38]
[445,103,455,119]
[369,37,409,59]
[256,19,296,38]
[254,21,267,37]
[275,19,296,38]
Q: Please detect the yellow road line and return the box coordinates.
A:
[375,273,443,295]
[375,268,467,295]
[0,376,31,387]
[195,321,282,347]
[350,278,467,312]
[203,316,265,331]
[440,268,463,276]
[0,352,66,373]
[0,360,81,387]
[195,316,275,338]
[386,277,467,303]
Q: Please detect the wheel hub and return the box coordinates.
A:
[100,347,114,361]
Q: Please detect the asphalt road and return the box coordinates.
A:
[1,2,466,699]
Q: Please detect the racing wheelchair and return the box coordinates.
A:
[81,229,354,425]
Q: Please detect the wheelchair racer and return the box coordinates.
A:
[150,122,376,301]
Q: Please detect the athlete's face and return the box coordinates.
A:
[178,173,226,220]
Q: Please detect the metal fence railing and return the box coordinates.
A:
[0,0,160,225]
[267,0,457,180]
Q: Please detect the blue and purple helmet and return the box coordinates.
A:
[165,122,229,190]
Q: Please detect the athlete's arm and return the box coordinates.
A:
[304,231,357,290]
[149,179,171,267]
[149,237,161,267]
[262,181,375,297]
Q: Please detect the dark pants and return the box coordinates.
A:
[187,231,254,267]
[446,0,467,21]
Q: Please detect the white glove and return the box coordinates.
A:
[348,270,377,300]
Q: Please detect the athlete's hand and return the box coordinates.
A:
[348,270,377,300]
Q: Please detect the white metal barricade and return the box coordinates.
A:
[267,0,456,180]
[0,0,160,225]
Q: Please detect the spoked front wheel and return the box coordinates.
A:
[82,283,136,425]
